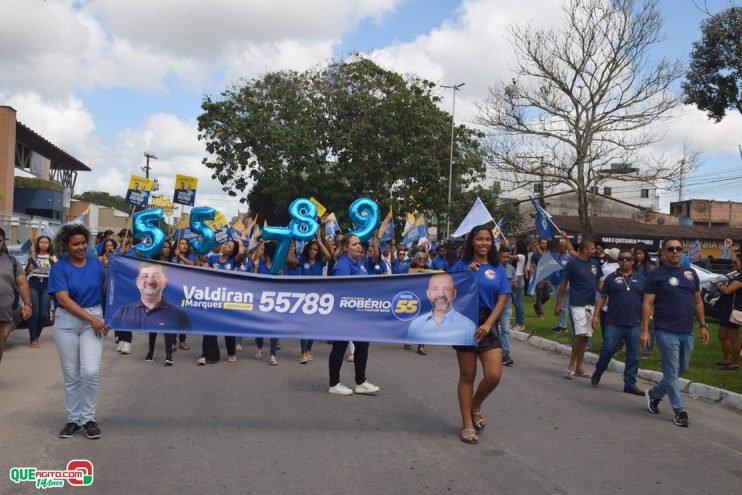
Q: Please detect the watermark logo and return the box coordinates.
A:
[9,459,94,489]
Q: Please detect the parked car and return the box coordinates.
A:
[693,258,735,275]
[699,267,736,319]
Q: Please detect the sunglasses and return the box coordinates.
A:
[665,246,683,253]
[618,256,633,261]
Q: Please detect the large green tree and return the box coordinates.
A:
[198,57,495,234]
[683,7,742,121]
[73,191,129,212]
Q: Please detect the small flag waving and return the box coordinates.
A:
[688,239,702,262]
[527,251,562,295]
[325,213,341,238]
[452,197,494,238]
[530,197,554,240]
[379,208,394,242]
[402,215,427,248]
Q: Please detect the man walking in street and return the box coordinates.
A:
[642,237,709,427]
[591,248,645,395]
[555,239,602,379]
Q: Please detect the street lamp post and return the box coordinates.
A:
[441,82,465,239]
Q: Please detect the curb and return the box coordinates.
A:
[512,330,742,413]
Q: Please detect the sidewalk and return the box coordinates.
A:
[511,329,742,412]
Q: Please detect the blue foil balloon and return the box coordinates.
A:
[132,208,165,259]
[288,198,319,242]
[189,207,216,255]
[262,226,292,275]
[348,198,381,243]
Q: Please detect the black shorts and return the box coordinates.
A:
[453,308,502,353]
[718,308,740,330]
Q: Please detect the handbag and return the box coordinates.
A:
[42,299,56,327]
[731,292,742,325]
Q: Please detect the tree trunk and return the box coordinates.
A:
[576,185,594,239]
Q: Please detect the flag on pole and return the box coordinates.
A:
[309,197,327,218]
[402,213,416,236]
[325,213,341,238]
[402,215,427,248]
[491,218,504,239]
[688,239,702,262]
[74,206,90,224]
[529,197,555,240]
[452,197,494,238]
[39,221,56,240]
[379,208,394,242]
[527,251,562,295]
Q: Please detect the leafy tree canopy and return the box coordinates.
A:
[73,191,130,212]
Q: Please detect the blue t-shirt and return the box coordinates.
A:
[599,271,645,327]
[450,260,511,310]
[563,257,602,306]
[431,256,448,271]
[391,260,410,274]
[297,256,325,276]
[644,265,700,334]
[235,261,253,273]
[257,259,281,275]
[96,240,105,256]
[365,256,388,275]
[206,254,235,271]
[48,255,105,307]
[176,253,197,265]
[333,255,367,276]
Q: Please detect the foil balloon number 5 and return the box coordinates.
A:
[132,206,216,259]
[262,199,319,275]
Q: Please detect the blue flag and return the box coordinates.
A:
[527,251,562,295]
[530,197,554,240]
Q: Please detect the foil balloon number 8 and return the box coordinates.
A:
[263,199,319,275]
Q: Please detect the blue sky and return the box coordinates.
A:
[4,0,740,218]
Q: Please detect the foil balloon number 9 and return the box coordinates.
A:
[132,209,166,259]
[348,198,381,243]
[263,199,320,275]
[189,207,216,255]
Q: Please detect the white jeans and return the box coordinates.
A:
[54,306,104,424]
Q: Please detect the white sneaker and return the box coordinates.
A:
[354,381,380,395]
[116,340,123,352]
[328,383,354,396]
[120,342,132,354]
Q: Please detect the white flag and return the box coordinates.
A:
[452,197,494,238]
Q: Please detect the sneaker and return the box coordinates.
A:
[645,389,661,414]
[502,355,514,366]
[354,381,380,395]
[116,340,123,352]
[328,383,354,396]
[673,411,689,427]
[120,342,132,355]
[254,349,263,360]
[346,353,354,362]
[591,369,603,386]
[268,355,278,366]
[623,384,644,396]
[59,422,81,438]
[145,352,154,362]
[235,344,243,352]
[164,356,173,367]
[82,420,101,439]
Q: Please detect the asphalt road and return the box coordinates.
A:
[1,328,741,495]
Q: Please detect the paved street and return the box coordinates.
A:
[1,328,741,495]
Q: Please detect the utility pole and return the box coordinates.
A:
[142,152,158,179]
[441,82,465,239]
[678,158,686,202]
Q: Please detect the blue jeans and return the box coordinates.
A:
[513,275,525,325]
[595,324,640,385]
[53,306,105,424]
[255,337,278,356]
[649,330,694,412]
[559,292,570,328]
[499,303,513,357]
[28,277,51,342]
[300,339,314,353]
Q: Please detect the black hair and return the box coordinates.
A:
[462,225,498,265]
[578,239,595,252]
[301,240,319,260]
[34,235,55,257]
[662,237,683,249]
[54,223,91,255]
[498,245,511,254]
[263,240,277,260]
[102,238,118,251]
[515,239,528,255]
[594,241,605,249]
[547,238,560,251]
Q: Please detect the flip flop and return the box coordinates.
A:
[564,369,575,380]
[459,428,479,444]
[575,370,592,378]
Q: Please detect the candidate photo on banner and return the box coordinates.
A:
[125,175,153,208]
[105,255,479,345]
[173,174,198,207]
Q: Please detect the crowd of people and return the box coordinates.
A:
[0,218,740,444]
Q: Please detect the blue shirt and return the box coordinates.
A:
[257,259,281,275]
[406,308,477,345]
[550,253,571,287]
[96,240,105,256]
[563,257,602,306]
[644,265,699,334]
[109,298,192,332]
[365,256,388,275]
[176,253,197,265]
[48,255,105,307]
[235,261,253,273]
[599,271,645,327]
[450,260,511,310]
[206,254,235,271]
[333,255,367,276]
[297,256,325,276]
[391,260,409,274]
[431,256,448,271]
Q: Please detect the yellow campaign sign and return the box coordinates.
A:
[125,175,153,208]
[205,210,228,230]
[309,197,327,218]
[173,174,198,206]
[148,196,177,217]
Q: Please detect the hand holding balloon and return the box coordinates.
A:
[189,207,216,255]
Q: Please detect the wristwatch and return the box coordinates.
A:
[699,324,708,329]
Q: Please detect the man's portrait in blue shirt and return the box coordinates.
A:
[406,272,477,345]
[109,262,192,333]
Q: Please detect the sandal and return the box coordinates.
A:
[564,369,575,380]
[196,356,207,366]
[459,428,479,444]
[300,354,309,364]
[417,345,427,356]
[307,352,314,361]
[171,344,177,353]
[575,370,592,378]
[227,355,237,363]
[471,411,486,431]
[179,343,191,350]
[268,355,278,366]
[254,349,263,359]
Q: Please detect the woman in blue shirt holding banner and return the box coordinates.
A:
[449,225,510,444]
[49,223,108,440]
[328,235,381,396]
